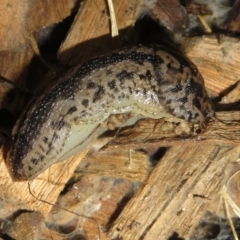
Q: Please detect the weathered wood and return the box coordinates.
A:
[108,144,240,239]
[0,148,89,216]
[58,0,141,65]
[183,35,240,96]
[0,0,75,84]
[26,0,76,32]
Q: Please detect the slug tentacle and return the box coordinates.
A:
[4,45,214,181]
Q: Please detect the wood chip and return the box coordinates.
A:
[58,0,141,66]
[182,35,240,96]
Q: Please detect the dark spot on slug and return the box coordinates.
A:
[51,118,66,131]
[186,110,193,121]
[171,81,183,93]
[52,132,59,141]
[93,85,105,103]
[87,81,96,89]
[106,69,113,75]
[128,87,133,94]
[46,147,53,155]
[145,70,152,80]
[118,92,126,100]
[82,99,89,108]
[138,74,145,80]
[114,87,119,93]
[43,137,48,144]
[177,97,188,104]
[116,70,133,81]
[108,79,116,89]
[39,155,45,162]
[39,144,45,152]
[192,98,201,110]
[186,78,203,98]
[31,158,39,165]
[109,93,115,99]
[191,68,198,77]
[67,106,78,115]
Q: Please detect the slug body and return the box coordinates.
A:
[5,45,214,181]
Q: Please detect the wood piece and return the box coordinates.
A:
[0,0,75,84]
[58,0,141,65]
[45,174,137,240]
[220,80,240,104]
[77,149,152,182]
[108,144,239,239]
[26,0,76,32]
[182,35,240,96]
[0,0,28,50]
[220,0,240,32]
[0,0,74,50]
[0,46,34,86]
[0,147,89,217]
[147,0,188,34]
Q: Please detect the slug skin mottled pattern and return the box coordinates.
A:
[5,45,214,181]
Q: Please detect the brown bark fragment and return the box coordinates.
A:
[58,0,141,66]
[182,35,240,96]
[26,0,76,32]
[109,145,239,239]
[147,0,188,33]
[220,0,240,32]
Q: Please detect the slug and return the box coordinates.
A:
[4,45,214,181]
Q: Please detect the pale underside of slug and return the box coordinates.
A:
[4,45,214,181]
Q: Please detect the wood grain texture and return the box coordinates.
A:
[58,0,141,65]
[109,144,235,239]
[26,0,76,32]
[113,145,240,239]
[0,0,75,84]
[0,147,89,216]
[183,35,240,96]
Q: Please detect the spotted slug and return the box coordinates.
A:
[4,45,214,181]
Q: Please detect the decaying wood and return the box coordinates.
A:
[77,148,152,183]
[0,147,90,216]
[0,0,77,117]
[182,35,240,96]
[147,0,188,34]
[109,144,239,239]
[0,0,75,85]
[220,0,240,32]
[58,0,141,66]
[220,80,240,104]
[26,0,76,32]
